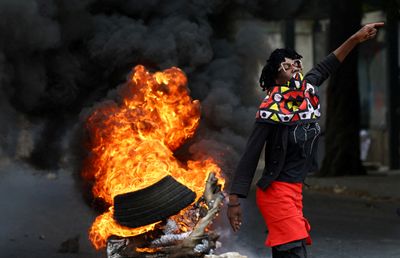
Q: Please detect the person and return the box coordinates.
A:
[227,22,384,258]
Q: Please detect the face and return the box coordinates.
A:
[276,58,303,84]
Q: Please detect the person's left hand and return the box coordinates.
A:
[353,22,385,43]
[227,204,242,232]
[227,194,242,232]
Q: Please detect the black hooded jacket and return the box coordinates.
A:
[229,53,341,198]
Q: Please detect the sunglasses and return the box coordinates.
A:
[278,59,303,72]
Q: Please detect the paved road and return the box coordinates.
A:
[1,163,400,258]
[217,186,400,258]
[0,163,102,258]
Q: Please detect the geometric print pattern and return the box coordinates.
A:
[256,73,321,125]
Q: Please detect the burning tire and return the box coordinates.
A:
[113,175,196,228]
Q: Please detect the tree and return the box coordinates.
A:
[319,0,366,176]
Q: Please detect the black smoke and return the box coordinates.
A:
[0,0,274,178]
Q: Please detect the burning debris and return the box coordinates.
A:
[0,1,271,257]
[113,176,196,229]
[107,173,224,258]
[81,65,224,253]
[205,253,248,258]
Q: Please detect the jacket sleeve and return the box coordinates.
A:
[229,122,273,198]
[304,53,341,86]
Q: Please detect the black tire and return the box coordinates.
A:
[113,175,196,228]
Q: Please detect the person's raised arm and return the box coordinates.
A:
[305,22,384,86]
[333,22,385,62]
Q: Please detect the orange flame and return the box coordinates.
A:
[82,65,223,249]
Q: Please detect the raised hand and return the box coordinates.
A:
[333,22,384,62]
[353,22,385,43]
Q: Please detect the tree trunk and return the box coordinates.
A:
[319,0,366,176]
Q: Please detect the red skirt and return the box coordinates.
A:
[256,181,312,247]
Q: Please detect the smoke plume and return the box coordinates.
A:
[0,0,272,179]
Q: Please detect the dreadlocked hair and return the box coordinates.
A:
[259,48,303,91]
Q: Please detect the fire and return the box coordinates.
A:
[82,65,223,249]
